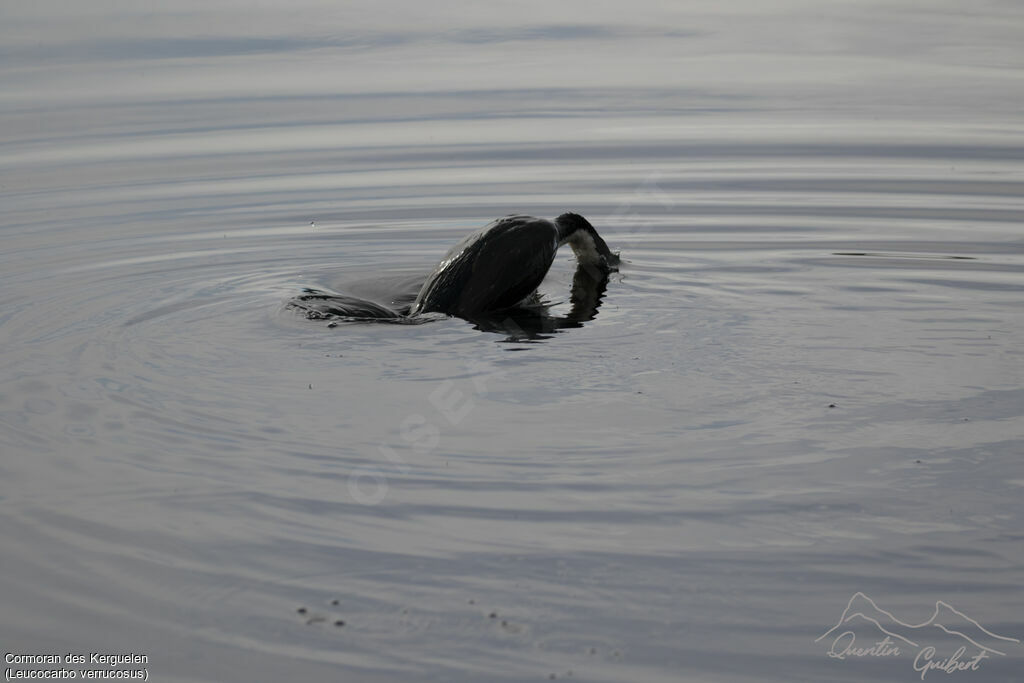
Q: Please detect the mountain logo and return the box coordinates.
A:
[817,592,1019,678]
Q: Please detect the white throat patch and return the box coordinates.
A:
[560,230,602,266]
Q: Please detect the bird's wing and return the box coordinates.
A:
[455,218,558,314]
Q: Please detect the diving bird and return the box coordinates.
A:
[410,213,619,317]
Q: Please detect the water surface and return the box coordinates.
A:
[2,2,1024,681]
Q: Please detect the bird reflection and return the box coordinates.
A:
[465,263,613,342]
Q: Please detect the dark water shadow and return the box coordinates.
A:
[287,264,613,341]
[833,251,977,260]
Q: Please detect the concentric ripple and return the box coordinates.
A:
[3,3,1024,682]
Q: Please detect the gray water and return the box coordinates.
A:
[3,2,1024,681]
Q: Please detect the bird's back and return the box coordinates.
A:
[412,215,560,317]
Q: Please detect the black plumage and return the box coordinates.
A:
[412,213,617,317]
